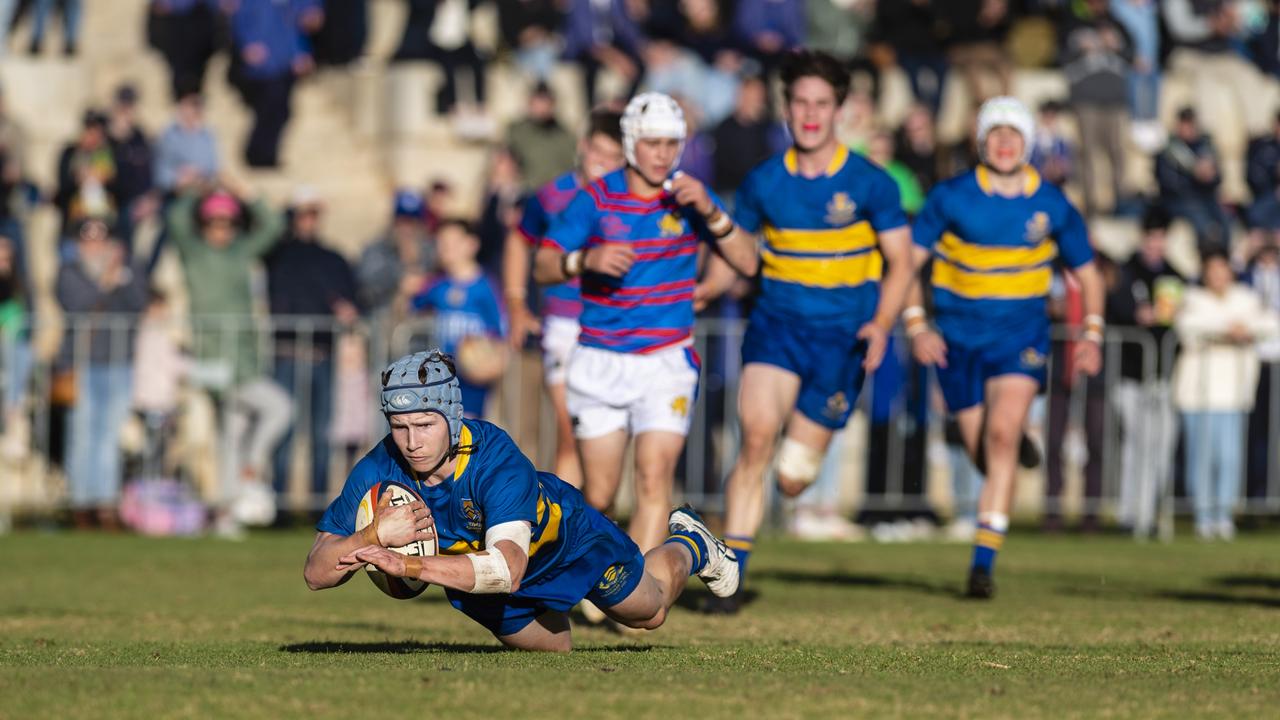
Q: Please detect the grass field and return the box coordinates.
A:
[2,529,1279,719]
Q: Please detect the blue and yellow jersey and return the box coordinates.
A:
[913,166,1093,348]
[318,419,602,591]
[734,145,907,327]
[543,168,725,354]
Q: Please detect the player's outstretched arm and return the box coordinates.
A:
[668,172,759,277]
[303,494,434,590]
[341,520,533,594]
[503,228,540,349]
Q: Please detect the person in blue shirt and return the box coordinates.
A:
[303,350,740,651]
[531,92,757,554]
[502,109,626,490]
[904,97,1105,599]
[412,220,506,417]
[698,50,915,614]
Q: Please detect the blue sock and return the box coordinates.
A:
[971,523,1006,573]
[665,531,708,575]
[726,534,754,579]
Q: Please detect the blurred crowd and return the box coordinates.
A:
[5,0,1280,539]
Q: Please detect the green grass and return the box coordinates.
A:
[2,530,1279,719]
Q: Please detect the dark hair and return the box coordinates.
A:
[780,49,850,106]
[1200,245,1231,268]
[1177,106,1197,123]
[1141,204,1172,233]
[586,108,623,144]
[435,217,477,238]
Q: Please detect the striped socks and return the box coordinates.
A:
[971,512,1009,573]
[726,534,754,578]
[665,531,709,575]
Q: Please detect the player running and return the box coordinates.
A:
[304,350,739,651]
[531,92,757,553]
[502,109,626,488]
[700,50,915,613]
[905,97,1103,599]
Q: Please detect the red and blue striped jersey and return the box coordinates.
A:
[542,169,725,354]
[518,171,583,319]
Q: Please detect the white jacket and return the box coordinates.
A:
[1173,284,1280,411]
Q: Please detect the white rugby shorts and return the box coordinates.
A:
[566,344,701,439]
[540,315,580,387]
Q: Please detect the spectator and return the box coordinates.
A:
[131,290,188,477]
[1030,100,1074,188]
[937,0,1013,104]
[1061,0,1133,216]
[55,221,148,530]
[107,85,155,254]
[676,97,715,185]
[894,103,939,193]
[506,83,576,192]
[1174,247,1280,540]
[806,0,878,97]
[392,0,489,121]
[561,0,647,107]
[153,93,220,195]
[1164,0,1271,140]
[641,40,736,127]
[0,88,29,291]
[1156,107,1231,249]
[308,0,367,66]
[1243,240,1280,502]
[710,74,787,199]
[835,86,878,150]
[1111,0,1164,152]
[424,178,454,233]
[54,110,118,242]
[1245,110,1280,237]
[147,0,221,99]
[410,219,506,417]
[0,1,16,56]
[1109,206,1185,536]
[1044,262,1107,533]
[28,0,81,56]
[167,178,291,534]
[860,129,924,215]
[873,0,948,115]
[226,0,320,168]
[495,0,562,80]
[733,0,805,76]
[0,232,29,459]
[356,190,436,321]
[264,186,358,510]
[476,147,523,277]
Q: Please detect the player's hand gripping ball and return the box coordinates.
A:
[456,334,508,386]
[354,481,437,599]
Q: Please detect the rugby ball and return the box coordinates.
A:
[355,481,437,599]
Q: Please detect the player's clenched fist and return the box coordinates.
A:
[667,172,715,217]
[366,493,435,548]
[584,242,636,277]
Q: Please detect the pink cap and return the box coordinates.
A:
[199,191,240,220]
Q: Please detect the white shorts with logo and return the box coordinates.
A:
[566,344,701,439]
[540,315,580,387]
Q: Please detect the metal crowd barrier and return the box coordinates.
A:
[1,312,1278,537]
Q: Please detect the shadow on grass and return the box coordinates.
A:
[1154,591,1280,609]
[280,641,503,654]
[752,569,956,597]
[1214,574,1280,591]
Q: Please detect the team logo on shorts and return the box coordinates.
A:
[1020,348,1046,369]
[460,498,484,532]
[671,396,689,418]
[825,192,857,225]
[659,212,685,237]
[596,562,632,599]
[1024,212,1050,244]
[824,391,850,419]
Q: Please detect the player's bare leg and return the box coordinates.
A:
[497,611,573,652]
[775,412,835,498]
[578,429,628,513]
[723,364,799,539]
[965,375,1039,599]
[548,383,582,489]
[631,431,685,552]
[605,506,740,630]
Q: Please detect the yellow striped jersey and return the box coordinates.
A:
[913,166,1093,348]
[734,145,907,326]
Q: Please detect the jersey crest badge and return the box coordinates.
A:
[1024,212,1050,244]
[825,193,857,226]
[460,498,484,532]
[671,396,689,418]
[659,212,685,237]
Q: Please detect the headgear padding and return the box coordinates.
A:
[380,349,464,447]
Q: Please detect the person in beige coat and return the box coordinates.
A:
[1174,248,1280,539]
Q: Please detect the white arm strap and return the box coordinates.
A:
[467,521,532,594]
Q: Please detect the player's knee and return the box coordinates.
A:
[985,422,1020,453]
[620,607,666,630]
[775,438,822,496]
[739,428,778,466]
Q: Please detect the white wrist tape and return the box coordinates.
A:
[468,549,513,594]
[902,305,927,322]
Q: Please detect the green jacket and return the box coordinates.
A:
[168,193,284,384]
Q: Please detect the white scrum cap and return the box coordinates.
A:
[620,92,686,169]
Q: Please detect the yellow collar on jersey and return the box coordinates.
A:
[976,165,1042,197]
[783,144,849,178]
